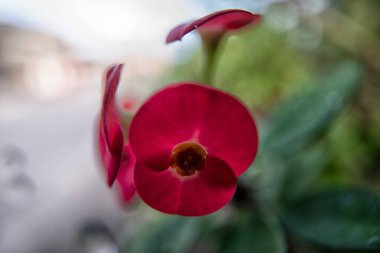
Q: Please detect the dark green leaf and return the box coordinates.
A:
[282,189,380,252]
[122,215,211,253]
[209,212,286,253]
[278,144,330,202]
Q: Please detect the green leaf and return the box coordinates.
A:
[262,61,362,157]
[282,188,380,252]
[253,145,335,215]
[209,212,286,253]
[123,216,205,253]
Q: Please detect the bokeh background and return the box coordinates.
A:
[0,0,379,252]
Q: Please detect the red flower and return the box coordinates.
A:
[129,83,258,216]
[166,9,261,44]
[98,64,135,202]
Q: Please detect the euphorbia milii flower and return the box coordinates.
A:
[98,64,135,202]
[129,83,258,216]
[166,9,261,43]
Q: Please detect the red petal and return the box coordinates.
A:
[116,145,136,203]
[129,83,258,176]
[134,155,236,216]
[99,64,125,186]
[199,86,259,176]
[98,122,119,185]
[129,83,210,171]
[166,9,261,43]
[166,23,188,43]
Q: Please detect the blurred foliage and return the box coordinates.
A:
[282,189,380,252]
[123,209,286,253]
[210,212,286,253]
[261,61,361,157]
[123,1,380,253]
[254,61,363,206]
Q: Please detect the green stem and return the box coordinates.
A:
[201,34,222,84]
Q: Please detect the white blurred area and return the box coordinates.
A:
[0,0,200,252]
[0,0,201,62]
[0,0,203,103]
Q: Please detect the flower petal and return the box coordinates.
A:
[134,155,236,216]
[199,87,259,176]
[99,64,125,186]
[166,9,261,43]
[129,83,210,171]
[129,83,258,176]
[116,145,136,203]
[98,122,119,185]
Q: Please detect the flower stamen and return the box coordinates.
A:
[169,141,207,176]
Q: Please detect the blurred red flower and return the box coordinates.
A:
[129,83,258,216]
[98,64,135,202]
[166,9,261,44]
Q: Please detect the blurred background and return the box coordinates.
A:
[0,0,379,253]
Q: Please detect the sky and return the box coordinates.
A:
[0,0,202,62]
[0,0,274,62]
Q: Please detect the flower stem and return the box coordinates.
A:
[201,34,222,84]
